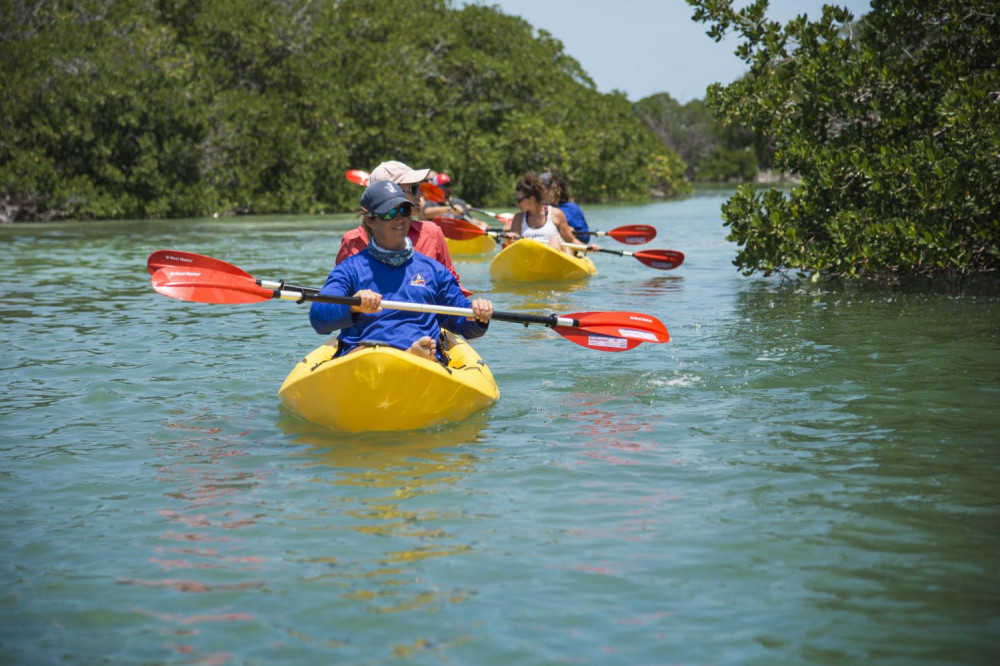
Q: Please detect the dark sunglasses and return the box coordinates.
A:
[399,184,420,195]
[376,202,413,221]
[514,193,529,203]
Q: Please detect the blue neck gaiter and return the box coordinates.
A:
[367,235,414,267]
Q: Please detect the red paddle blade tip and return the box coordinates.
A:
[432,216,486,240]
[147,250,198,275]
[608,224,657,244]
[635,250,684,270]
[151,267,274,304]
[146,250,252,278]
[420,182,446,203]
[345,169,369,186]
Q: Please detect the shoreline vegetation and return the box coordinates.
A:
[688,0,998,282]
[0,1,669,225]
[3,0,996,283]
[1,1,773,226]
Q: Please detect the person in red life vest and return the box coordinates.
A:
[337,160,470,294]
[312,180,493,361]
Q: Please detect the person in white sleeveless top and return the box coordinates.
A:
[505,172,596,255]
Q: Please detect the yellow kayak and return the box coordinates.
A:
[489,239,597,283]
[446,234,497,256]
[278,331,499,432]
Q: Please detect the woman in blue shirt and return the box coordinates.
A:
[541,169,592,242]
[310,181,494,361]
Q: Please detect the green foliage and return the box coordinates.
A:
[648,152,695,198]
[634,92,764,182]
[689,0,1000,280]
[696,145,758,182]
[0,0,688,221]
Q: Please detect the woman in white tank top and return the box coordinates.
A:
[507,171,593,255]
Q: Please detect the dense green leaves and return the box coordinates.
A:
[634,93,764,182]
[0,0,687,221]
[689,0,1000,281]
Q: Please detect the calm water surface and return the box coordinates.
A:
[2,190,998,664]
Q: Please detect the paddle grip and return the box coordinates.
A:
[492,312,571,329]
[276,290,360,307]
[564,242,624,257]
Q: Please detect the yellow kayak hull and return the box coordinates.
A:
[446,234,497,256]
[277,332,499,432]
[489,239,597,283]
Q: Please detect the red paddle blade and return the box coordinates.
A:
[151,267,274,304]
[554,311,670,351]
[606,224,657,244]
[420,182,446,203]
[345,169,369,186]
[432,216,487,240]
[574,311,670,342]
[634,250,684,270]
[146,250,251,278]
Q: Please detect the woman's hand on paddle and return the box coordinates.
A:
[469,298,494,324]
[351,289,382,313]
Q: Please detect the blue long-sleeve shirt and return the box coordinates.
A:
[309,250,488,359]
[558,201,591,241]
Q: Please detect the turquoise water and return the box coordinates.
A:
[2,190,998,664]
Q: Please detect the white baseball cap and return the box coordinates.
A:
[369,160,431,185]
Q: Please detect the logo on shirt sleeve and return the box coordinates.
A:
[409,273,427,287]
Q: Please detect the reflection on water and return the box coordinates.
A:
[488,280,591,300]
[562,392,664,468]
[622,275,685,297]
[278,412,489,467]
[118,418,270,665]
[447,247,498,263]
[278,414,488,615]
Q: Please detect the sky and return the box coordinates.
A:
[461,0,872,103]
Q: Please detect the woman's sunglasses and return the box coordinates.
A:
[376,202,413,221]
[399,184,420,195]
[514,193,529,203]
